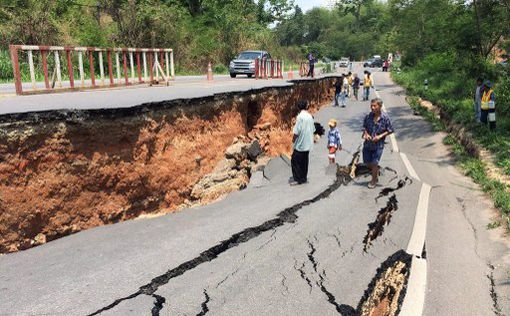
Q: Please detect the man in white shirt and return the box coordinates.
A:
[290,100,316,185]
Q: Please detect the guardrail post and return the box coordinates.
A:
[99,51,105,86]
[54,51,63,88]
[122,51,129,85]
[78,51,85,87]
[115,51,121,84]
[66,49,75,89]
[265,59,269,80]
[170,50,175,79]
[165,51,170,80]
[143,51,148,82]
[41,50,50,90]
[27,50,37,90]
[155,52,160,81]
[107,50,114,86]
[159,51,165,81]
[136,52,142,83]
[129,51,135,84]
[261,57,265,80]
[88,49,96,87]
[149,52,154,84]
[9,45,23,95]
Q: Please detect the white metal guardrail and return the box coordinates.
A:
[9,45,175,95]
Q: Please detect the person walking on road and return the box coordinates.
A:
[362,98,394,189]
[347,72,353,98]
[480,81,496,130]
[382,60,389,72]
[327,119,342,164]
[307,52,316,78]
[474,78,483,123]
[291,100,316,185]
[334,77,342,107]
[340,74,349,107]
[352,73,360,101]
[363,71,373,101]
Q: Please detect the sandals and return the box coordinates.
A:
[368,182,377,189]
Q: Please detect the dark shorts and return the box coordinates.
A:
[363,144,384,165]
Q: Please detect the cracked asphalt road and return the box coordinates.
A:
[1,69,509,315]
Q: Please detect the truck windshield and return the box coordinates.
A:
[237,52,262,60]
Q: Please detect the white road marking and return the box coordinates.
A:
[400,152,421,181]
[406,183,431,256]
[401,183,431,316]
[389,134,399,153]
[400,256,427,316]
[376,74,430,316]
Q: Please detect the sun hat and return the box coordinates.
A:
[328,119,337,127]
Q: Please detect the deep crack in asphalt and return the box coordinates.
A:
[363,195,399,252]
[196,289,210,316]
[151,294,166,316]
[294,260,314,293]
[307,239,319,273]
[375,177,412,202]
[487,263,503,316]
[87,151,361,315]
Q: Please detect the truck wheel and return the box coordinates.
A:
[230,73,237,78]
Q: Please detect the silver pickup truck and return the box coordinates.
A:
[229,50,271,78]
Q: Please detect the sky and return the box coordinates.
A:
[293,0,332,12]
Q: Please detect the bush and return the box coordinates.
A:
[213,64,228,74]
[0,50,13,82]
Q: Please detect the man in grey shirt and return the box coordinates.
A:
[474,77,483,123]
[290,100,316,185]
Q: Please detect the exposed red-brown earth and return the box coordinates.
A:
[0,78,336,253]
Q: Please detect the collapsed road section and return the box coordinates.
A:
[0,77,337,253]
[88,150,361,315]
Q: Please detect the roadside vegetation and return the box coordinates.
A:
[407,96,510,230]
[2,1,510,224]
[386,0,510,230]
[0,0,392,81]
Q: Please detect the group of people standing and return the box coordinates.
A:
[290,80,393,189]
[474,78,496,130]
[333,71,374,107]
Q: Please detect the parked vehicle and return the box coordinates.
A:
[339,57,350,67]
[364,58,383,68]
[229,50,271,78]
[363,59,374,67]
[371,58,383,68]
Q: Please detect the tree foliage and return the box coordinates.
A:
[1,0,509,73]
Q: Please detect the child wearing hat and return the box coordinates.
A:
[327,119,342,163]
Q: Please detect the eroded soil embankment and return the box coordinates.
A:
[0,78,336,253]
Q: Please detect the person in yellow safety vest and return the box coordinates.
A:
[480,81,496,130]
[363,71,373,101]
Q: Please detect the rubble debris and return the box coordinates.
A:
[189,139,263,206]
[357,250,412,316]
